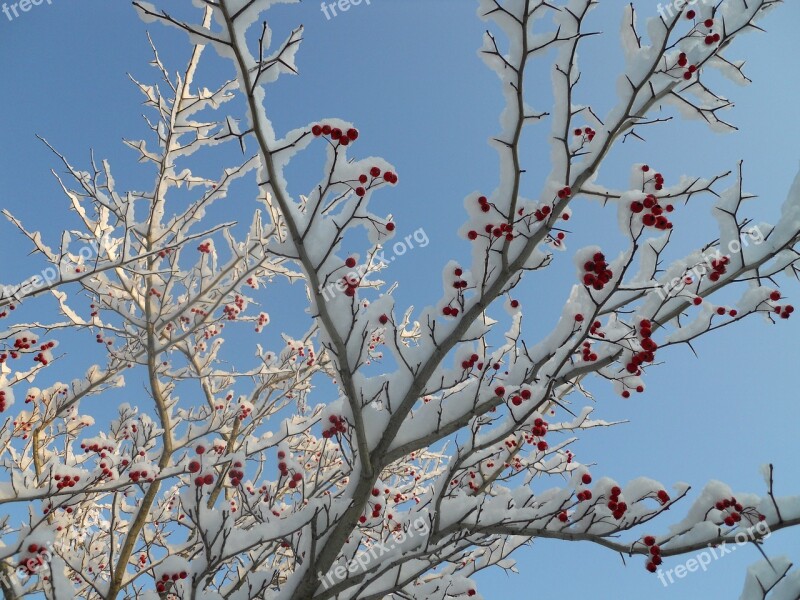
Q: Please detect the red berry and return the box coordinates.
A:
[686,9,696,19]
[345,257,357,268]
[581,473,592,485]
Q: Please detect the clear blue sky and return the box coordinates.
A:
[1,1,798,598]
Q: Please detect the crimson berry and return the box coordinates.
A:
[346,128,359,140]
[686,9,696,19]
[581,473,592,485]
[379,314,388,325]
[312,125,322,136]
[644,535,656,546]
[385,222,395,231]
[345,257,357,268]
[188,461,201,473]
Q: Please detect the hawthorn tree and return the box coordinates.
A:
[1,0,799,598]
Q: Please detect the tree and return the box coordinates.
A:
[0,0,799,597]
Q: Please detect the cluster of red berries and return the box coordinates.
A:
[676,52,699,80]
[443,268,469,317]
[713,496,765,526]
[194,473,215,487]
[442,303,460,317]
[157,247,173,258]
[13,336,37,351]
[359,488,385,522]
[625,319,658,375]
[557,186,572,200]
[80,439,115,454]
[279,465,303,490]
[238,402,252,421]
[630,193,674,229]
[460,352,482,370]
[197,242,212,254]
[33,350,53,365]
[574,127,596,141]
[0,389,8,412]
[582,252,613,290]
[643,536,663,572]
[715,306,738,317]
[770,291,794,319]
[18,544,51,577]
[707,256,729,282]
[322,414,347,438]
[255,312,269,333]
[451,267,468,290]
[576,473,593,502]
[339,272,361,298]
[530,422,549,452]
[354,166,398,196]
[510,388,533,407]
[228,461,245,487]
[581,341,598,362]
[477,195,492,213]
[94,332,113,347]
[641,165,665,190]
[156,570,189,593]
[605,485,630,520]
[702,19,721,45]
[129,468,154,484]
[535,206,554,222]
[0,352,13,363]
[490,222,516,241]
[311,124,359,146]
[222,295,245,320]
[54,473,80,489]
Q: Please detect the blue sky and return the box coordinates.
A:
[1,0,799,598]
